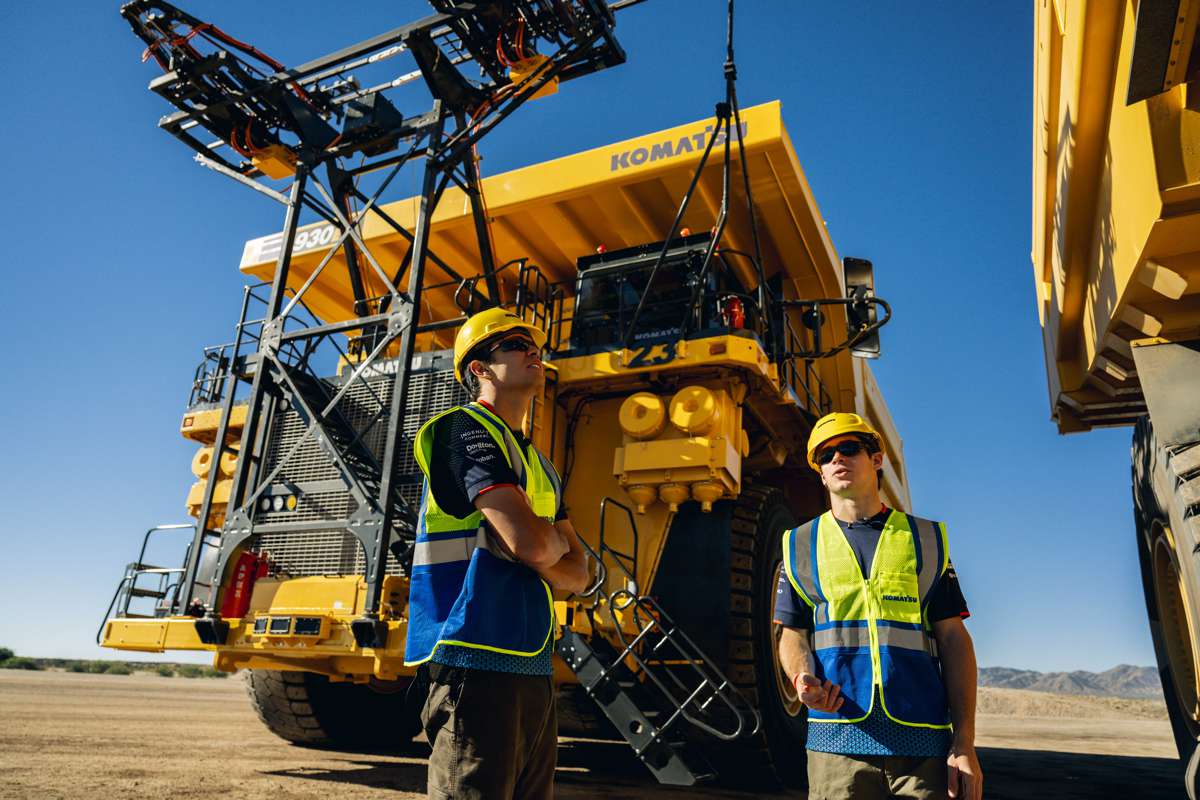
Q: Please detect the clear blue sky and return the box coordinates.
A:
[0,2,1150,673]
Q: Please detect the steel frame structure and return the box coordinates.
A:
[120,0,630,647]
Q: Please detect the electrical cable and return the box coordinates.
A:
[623,0,760,349]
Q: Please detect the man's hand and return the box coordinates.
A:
[946,739,982,800]
[794,672,844,713]
[536,519,590,594]
[475,487,568,570]
[935,616,981,799]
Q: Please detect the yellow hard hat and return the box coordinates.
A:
[453,307,548,381]
[806,412,883,471]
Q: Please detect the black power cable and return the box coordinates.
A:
[621,0,768,351]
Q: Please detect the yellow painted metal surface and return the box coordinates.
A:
[184,478,231,521]
[238,102,862,418]
[180,404,246,443]
[251,144,298,180]
[618,392,667,440]
[508,55,558,101]
[102,619,170,651]
[102,617,209,652]
[563,394,675,600]
[1032,0,1200,432]
[109,102,916,679]
[555,335,773,385]
[613,385,744,513]
[261,615,332,641]
[181,405,246,524]
[247,576,365,614]
[616,436,740,509]
[853,357,911,511]
[104,575,418,679]
[234,101,907,495]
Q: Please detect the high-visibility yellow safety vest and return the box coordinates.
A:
[403,402,561,666]
[782,510,952,728]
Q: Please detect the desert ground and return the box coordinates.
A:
[0,670,1185,799]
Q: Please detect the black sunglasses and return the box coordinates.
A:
[815,440,870,466]
[489,336,540,355]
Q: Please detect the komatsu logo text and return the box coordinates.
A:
[610,122,749,172]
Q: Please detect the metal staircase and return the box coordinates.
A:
[558,498,760,786]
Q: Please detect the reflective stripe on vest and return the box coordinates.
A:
[403,402,560,666]
[782,510,952,729]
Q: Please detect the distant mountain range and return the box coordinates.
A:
[978,665,1163,700]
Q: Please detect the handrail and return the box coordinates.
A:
[133,524,196,579]
[607,593,761,744]
[97,523,197,644]
[575,496,761,746]
[598,497,639,590]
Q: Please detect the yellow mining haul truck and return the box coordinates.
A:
[1032,0,1200,793]
[102,1,911,787]
[99,100,907,786]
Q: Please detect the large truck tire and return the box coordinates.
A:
[1133,416,1200,798]
[556,684,617,738]
[708,484,808,789]
[245,670,422,750]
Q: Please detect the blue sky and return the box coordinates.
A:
[0,2,1151,673]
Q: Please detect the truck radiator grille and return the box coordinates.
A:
[250,354,467,576]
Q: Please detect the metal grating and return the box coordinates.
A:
[251,353,468,576]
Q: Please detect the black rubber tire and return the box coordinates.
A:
[1133,415,1200,798]
[245,670,422,751]
[556,684,617,738]
[708,484,807,789]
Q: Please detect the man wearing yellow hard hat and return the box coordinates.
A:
[405,307,589,800]
[775,412,982,800]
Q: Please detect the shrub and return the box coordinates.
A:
[104,664,132,675]
[203,668,229,679]
[85,661,109,674]
[67,662,88,673]
[0,647,13,662]
[1,657,42,671]
[156,665,175,677]
[177,665,204,679]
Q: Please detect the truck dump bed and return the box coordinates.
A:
[239,100,910,504]
[1032,2,1200,432]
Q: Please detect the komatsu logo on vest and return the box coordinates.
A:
[882,594,918,604]
[609,121,749,172]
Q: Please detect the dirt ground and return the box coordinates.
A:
[0,670,1186,799]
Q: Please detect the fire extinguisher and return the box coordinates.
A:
[719,295,745,329]
[219,551,269,620]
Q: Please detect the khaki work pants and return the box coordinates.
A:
[421,666,557,800]
[807,750,948,800]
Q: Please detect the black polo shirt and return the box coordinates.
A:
[427,402,566,521]
[774,507,969,630]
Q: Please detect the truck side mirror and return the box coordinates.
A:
[843,257,880,359]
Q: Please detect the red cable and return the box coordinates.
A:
[202,24,316,107]
[142,22,205,64]
[142,18,318,109]
[228,127,244,157]
[496,30,511,67]
[244,121,260,155]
